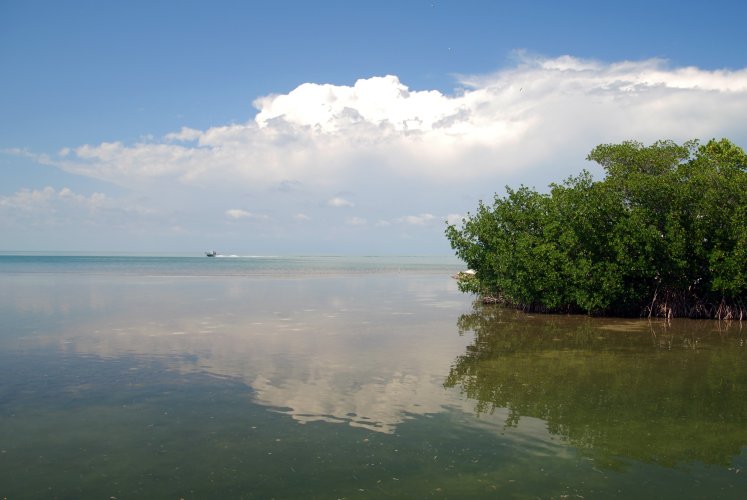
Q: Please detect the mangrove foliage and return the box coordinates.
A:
[446,139,747,318]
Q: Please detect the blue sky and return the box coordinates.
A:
[2,0,746,254]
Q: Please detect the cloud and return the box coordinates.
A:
[7,54,747,252]
[32,55,746,196]
[164,127,202,142]
[0,186,151,233]
[0,186,107,213]
[345,216,367,226]
[225,208,253,219]
[225,209,268,220]
[446,213,465,226]
[254,75,459,134]
[395,213,437,226]
[326,196,354,208]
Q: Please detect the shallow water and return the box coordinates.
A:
[0,256,745,498]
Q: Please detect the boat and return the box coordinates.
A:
[205,251,217,257]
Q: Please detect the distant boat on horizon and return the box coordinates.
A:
[205,250,217,257]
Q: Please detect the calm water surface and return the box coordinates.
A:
[0,256,745,499]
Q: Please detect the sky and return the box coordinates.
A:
[2,0,746,255]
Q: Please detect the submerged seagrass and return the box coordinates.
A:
[446,303,747,467]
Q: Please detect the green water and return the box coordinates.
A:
[447,306,747,470]
[0,258,745,498]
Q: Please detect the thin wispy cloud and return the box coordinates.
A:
[0,186,107,214]
[345,216,367,226]
[225,209,254,219]
[446,214,464,226]
[395,213,437,226]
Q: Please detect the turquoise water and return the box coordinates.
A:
[1,255,745,498]
[0,254,463,276]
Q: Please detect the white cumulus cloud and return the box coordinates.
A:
[34,54,746,196]
[6,54,747,252]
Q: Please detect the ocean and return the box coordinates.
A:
[0,253,465,276]
[1,254,745,498]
